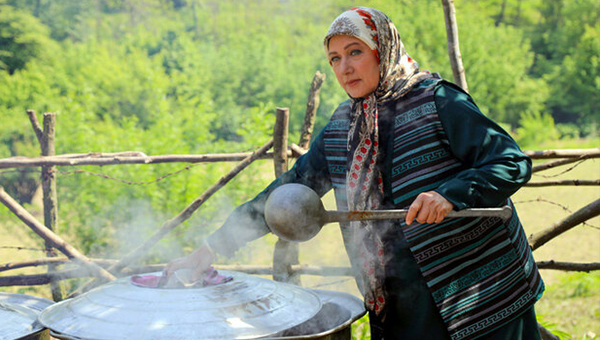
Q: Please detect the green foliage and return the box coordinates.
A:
[515,111,559,149]
[528,0,600,126]
[536,314,575,340]
[551,272,600,299]
[351,314,371,340]
[0,2,56,73]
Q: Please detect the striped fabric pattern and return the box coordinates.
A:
[323,79,544,340]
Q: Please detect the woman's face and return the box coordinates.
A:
[328,35,380,99]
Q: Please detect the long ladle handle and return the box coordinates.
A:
[322,206,512,224]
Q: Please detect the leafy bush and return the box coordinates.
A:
[515,111,559,149]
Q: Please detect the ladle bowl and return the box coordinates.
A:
[264,183,324,242]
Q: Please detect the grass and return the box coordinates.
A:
[0,144,598,339]
[512,158,600,339]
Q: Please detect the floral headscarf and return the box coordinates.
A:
[324,7,433,315]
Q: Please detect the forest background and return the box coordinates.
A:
[0,0,598,339]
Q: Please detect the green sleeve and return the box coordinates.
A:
[433,82,532,209]
[206,128,332,257]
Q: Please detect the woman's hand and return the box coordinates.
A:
[405,191,454,225]
[162,243,216,282]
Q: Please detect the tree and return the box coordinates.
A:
[0,3,54,73]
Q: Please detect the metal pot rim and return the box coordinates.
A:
[40,271,324,340]
[0,292,54,340]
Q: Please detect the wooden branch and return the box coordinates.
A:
[290,143,308,157]
[441,0,469,92]
[0,186,116,282]
[536,260,600,272]
[290,265,354,276]
[0,264,355,288]
[41,112,61,300]
[123,264,353,277]
[524,148,600,159]
[0,257,114,272]
[532,157,588,173]
[55,151,148,159]
[299,71,325,149]
[529,199,600,251]
[0,269,92,287]
[273,108,290,178]
[272,107,300,284]
[1,148,596,170]
[110,139,274,274]
[26,109,43,146]
[0,151,292,169]
[525,180,599,187]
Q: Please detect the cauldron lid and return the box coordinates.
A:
[39,271,322,340]
[0,292,54,340]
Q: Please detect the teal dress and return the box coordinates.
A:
[207,83,542,340]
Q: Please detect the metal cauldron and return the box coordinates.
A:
[39,271,364,340]
[0,292,54,340]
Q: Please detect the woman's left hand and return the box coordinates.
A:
[406,191,454,225]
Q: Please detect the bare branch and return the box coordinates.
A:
[272,108,300,284]
[529,199,600,251]
[0,151,292,169]
[524,148,600,159]
[26,109,43,146]
[532,158,587,173]
[0,186,116,282]
[0,257,115,272]
[299,71,325,149]
[0,268,98,287]
[525,180,600,187]
[536,260,600,272]
[290,143,308,157]
[441,0,469,92]
[0,264,356,287]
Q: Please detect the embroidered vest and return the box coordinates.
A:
[323,79,544,340]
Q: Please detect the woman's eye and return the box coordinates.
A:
[351,49,363,56]
[330,56,340,63]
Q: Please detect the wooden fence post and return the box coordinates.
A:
[272,108,300,284]
[27,110,62,301]
[441,0,469,92]
[298,71,326,150]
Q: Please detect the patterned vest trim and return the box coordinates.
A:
[323,79,544,340]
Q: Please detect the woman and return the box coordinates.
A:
[165,7,544,340]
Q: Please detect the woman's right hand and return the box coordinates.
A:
[162,243,216,282]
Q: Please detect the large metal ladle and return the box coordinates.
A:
[264,183,513,242]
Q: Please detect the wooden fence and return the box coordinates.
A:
[0,71,598,339]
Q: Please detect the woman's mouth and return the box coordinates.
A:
[346,79,361,87]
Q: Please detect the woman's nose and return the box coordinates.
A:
[341,58,353,74]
